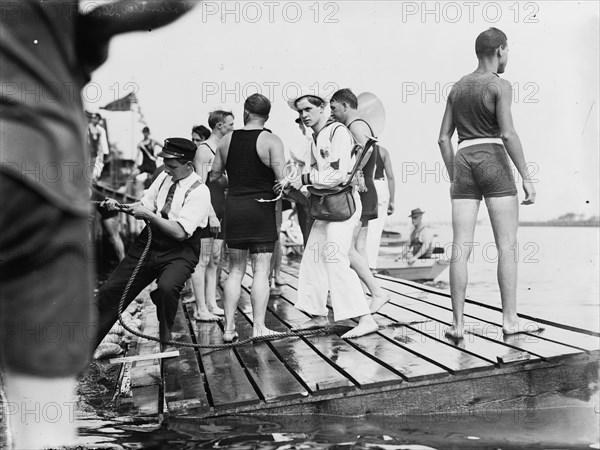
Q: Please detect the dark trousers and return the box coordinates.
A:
[94,228,199,348]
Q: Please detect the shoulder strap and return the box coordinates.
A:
[199,142,216,156]
[348,118,375,137]
[158,173,169,191]
[183,180,202,205]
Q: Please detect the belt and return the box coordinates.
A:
[374,178,386,181]
[458,137,503,150]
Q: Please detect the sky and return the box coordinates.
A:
[86,0,600,223]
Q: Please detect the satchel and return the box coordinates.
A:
[307,184,355,222]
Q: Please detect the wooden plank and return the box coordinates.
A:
[277,271,493,375]
[229,293,309,403]
[238,274,405,390]
[188,306,260,409]
[109,351,179,364]
[162,303,210,414]
[377,278,597,356]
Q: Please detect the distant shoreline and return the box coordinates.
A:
[519,221,600,228]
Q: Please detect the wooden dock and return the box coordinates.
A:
[116,261,599,419]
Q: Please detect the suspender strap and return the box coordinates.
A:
[183,180,202,204]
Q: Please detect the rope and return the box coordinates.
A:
[114,219,338,349]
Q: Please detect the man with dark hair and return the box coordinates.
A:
[0,2,196,447]
[96,138,211,347]
[190,114,233,322]
[211,94,287,342]
[438,28,540,339]
[330,88,390,314]
[192,125,211,144]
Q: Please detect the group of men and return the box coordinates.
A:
[0,0,540,444]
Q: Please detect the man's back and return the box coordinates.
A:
[451,72,502,143]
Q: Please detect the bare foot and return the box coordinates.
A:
[223,330,238,343]
[369,293,391,314]
[252,325,283,339]
[503,318,544,335]
[292,316,330,331]
[194,310,223,322]
[270,286,282,297]
[208,305,225,316]
[341,316,379,339]
[445,323,464,339]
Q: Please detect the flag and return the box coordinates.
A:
[100,92,138,111]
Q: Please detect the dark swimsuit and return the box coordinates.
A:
[348,119,379,224]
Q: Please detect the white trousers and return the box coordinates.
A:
[295,193,370,321]
[366,179,390,268]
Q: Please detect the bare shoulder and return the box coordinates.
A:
[258,130,283,148]
[348,120,371,136]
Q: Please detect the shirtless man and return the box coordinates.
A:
[438,28,541,338]
[330,88,390,314]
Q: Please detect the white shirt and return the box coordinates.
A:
[140,171,211,238]
[308,122,355,189]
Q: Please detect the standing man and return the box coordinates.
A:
[96,138,211,347]
[0,2,196,448]
[280,90,379,339]
[191,112,234,321]
[211,94,286,342]
[366,145,396,269]
[136,126,163,188]
[88,112,110,180]
[329,88,389,314]
[438,28,540,338]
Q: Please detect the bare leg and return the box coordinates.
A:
[446,199,480,339]
[222,247,248,339]
[102,217,125,261]
[191,238,221,322]
[3,373,78,450]
[349,224,390,313]
[250,252,281,337]
[486,196,542,335]
[205,238,224,315]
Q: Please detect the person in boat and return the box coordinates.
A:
[438,27,540,338]
[329,88,390,314]
[0,2,196,448]
[96,138,212,349]
[190,113,234,322]
[402,208,434,264]
[277,89,379,339]
[210,94,287,342]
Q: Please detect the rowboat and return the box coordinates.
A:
[374,254,450,281]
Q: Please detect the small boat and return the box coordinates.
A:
[374,254,450,281]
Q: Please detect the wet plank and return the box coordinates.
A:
[228,293,309,403]
[278,271,493,375]
[127,299,161,415]
[162,304,210,414]
[233,274,355,394]
[188,306,260,409]
[377,278,596,357]
[272,283,450,382]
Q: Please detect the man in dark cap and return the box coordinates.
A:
[96,138,211,348]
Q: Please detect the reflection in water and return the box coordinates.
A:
[76,398,599,449]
